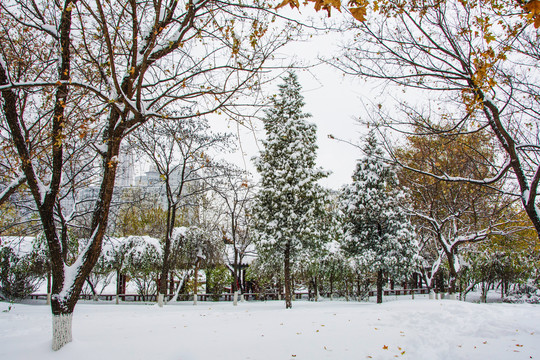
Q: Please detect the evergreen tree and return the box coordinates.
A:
[340,131,417,304]
[253,72,328,309]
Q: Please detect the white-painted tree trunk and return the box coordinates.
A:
[157,293,165,307]
[193,293,198,305]
[233,290,238,306]
[52,313,73,351]
[429,290,435,300]
[46,293,51,305]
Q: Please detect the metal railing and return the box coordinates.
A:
[26,288,429,302]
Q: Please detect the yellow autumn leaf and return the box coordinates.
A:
[524,0,540,15]
[350,6,367,21]
[276,0,300,9]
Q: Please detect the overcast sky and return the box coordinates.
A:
[221,11,376,190]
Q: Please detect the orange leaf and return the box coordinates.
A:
[382,345,388,350]
[524,0,540,15]
[350,6,367,21]
[276,0,300,9]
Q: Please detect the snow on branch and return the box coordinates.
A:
[0,175,26,206]
[0,5,59,39]
[394,157,512,186]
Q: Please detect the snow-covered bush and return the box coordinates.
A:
[122,236,163,298]
[205,266,232,301]
[460,245,533,302]
[246,256,283,296]
[503,281,540,304]
[0,239,46,300]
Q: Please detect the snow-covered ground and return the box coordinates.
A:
[1,297,539,360]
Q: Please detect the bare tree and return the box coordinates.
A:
[1,0,295,350]
[214,169,254,305]
[331,0,540,238]
[130,117,233,306]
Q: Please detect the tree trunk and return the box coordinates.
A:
[376,269,383,304]
[193,261,199,305]
[232,249,239,306]
[356,273,361,301]
[446,251,458,296]
[284,241,292,309]
[47,270,52,305]
[115,270,121,305]
[159,203,176,307]
[170,270,190,302]
[85,278,98,301]
[52,312,73,351]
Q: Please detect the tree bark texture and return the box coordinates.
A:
[52,313,73,351]
[193,260,200,305]
[284,241,292,309]
[376,269,384,304]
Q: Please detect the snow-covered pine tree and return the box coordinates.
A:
[253,72,328,309]
[340,131,417,304]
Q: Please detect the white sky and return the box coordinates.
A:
[219,10,377,190]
